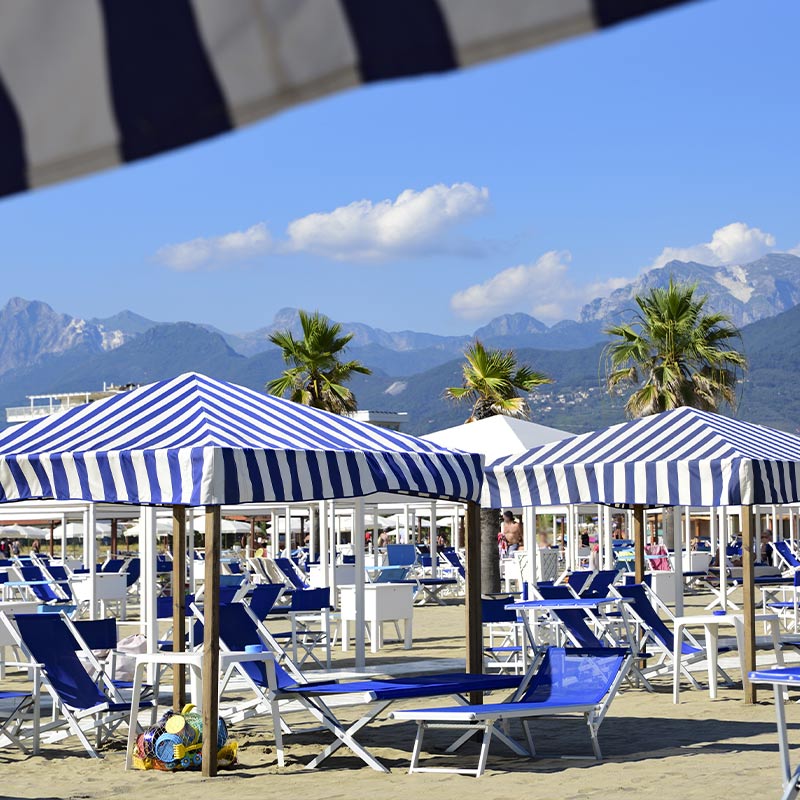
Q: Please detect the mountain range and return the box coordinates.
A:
[2,252,800,436]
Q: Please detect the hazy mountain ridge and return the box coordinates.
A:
[2,301,800,438]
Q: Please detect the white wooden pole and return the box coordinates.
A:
[602,506,613,570]
[403,504,411,545]
[523,506,537,594]
[309,505,316,563]
[710,507,718,553]
[329,501,338,607]
[353,497,366,669]
[429,500,438,578]
[60,513,68,560]
[772,504,780,567]
[86,504,98,619]
[141,507,159,681]
[596,505,604,572]
[719,507,728,612]
[673,506,684,615]
[318,500,328,581]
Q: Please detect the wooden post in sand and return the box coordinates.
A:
[465,501,483,705]
[202,506,221,777]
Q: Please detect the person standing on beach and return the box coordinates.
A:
[500,511,523,553]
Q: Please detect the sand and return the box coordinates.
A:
[0,596,794,800]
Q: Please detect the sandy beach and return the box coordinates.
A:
[1,593,795,800]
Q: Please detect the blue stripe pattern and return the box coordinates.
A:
[484,407,800,508]
[0,373,482,507]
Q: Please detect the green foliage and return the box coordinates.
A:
[445,340,552,421]
[266,310,371,414]
[603,278,747,418]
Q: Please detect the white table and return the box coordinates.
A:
[672,612,783,703]
[339,583,413,653]
[71,572,128,618]
[124,649,278,769]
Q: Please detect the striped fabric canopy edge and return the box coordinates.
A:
[484,407,800,508]
[0,0,695,199]
[0,373,483,507]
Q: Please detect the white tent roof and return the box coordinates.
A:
[423,415,573,463]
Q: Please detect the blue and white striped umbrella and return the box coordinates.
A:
[0,1,695,199]
[484,407,800,508]
[0,373,482,507]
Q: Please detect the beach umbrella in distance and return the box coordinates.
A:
[0,2,696,201]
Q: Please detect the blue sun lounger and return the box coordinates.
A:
[0,612,150,756]
[391,646,632,776]
[213,602,523,772]
[749,666,800,800]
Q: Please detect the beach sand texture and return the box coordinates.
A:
[0,598,794,800]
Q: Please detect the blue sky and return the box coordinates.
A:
[1,0,798,336]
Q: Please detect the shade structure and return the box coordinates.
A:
[424,414,572,463]
[485,406,800,508]
[0,1,695,200]
[0,373,482,506]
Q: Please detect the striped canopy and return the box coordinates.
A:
[484,407,800,508]
[0,1,693,199]
[0,373,482,507]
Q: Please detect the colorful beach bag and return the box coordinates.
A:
[131,704,238,771]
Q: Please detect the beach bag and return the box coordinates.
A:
[114,632,147,681]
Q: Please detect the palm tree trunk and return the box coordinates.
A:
[480,506,501,594]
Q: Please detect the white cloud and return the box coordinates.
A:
[787,243,800,257]
[451,251,628,323]
[156,222,271,271]
[284,182,490,261]
[650,222,776,269]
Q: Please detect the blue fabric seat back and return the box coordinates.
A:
[46,565,74,600]
[72,618,117,650]
[774,541,800,568]
[341,555,356,565]
[550,608,605,648]
[290,587,330,612]
[218,585,241,605]
[227,561,242,574]
[420,554,433,568]
[521,647,626,705]
[124,558,141,587]
[274,557,308,590]
[102,559,126,574]
[156,594,195,619]
[215,604,297,690]
[248,584,283,619]
[386,544,417,567]
[482,597,517,624]
[19,566,60,603]
[566,571,592,594]
[441,549,466,578]
[373,565,408,583]
[615,584,697,655]
[14,614,109,710]
[581,570,617,598]
[537,584,573,601]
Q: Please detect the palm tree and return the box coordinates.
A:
[603,278,747,418]
[267,310,371,414]
[604,278,747,551]
[446,341,552,593]
[446,340,552,421]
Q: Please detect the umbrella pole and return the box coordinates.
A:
[633,505,645,584]
[172,505,187,711]
[48,520,54,558]
[111,519,118,557]
[202,505,221,777]
[465,501,483,704]
[741,506,757,704]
